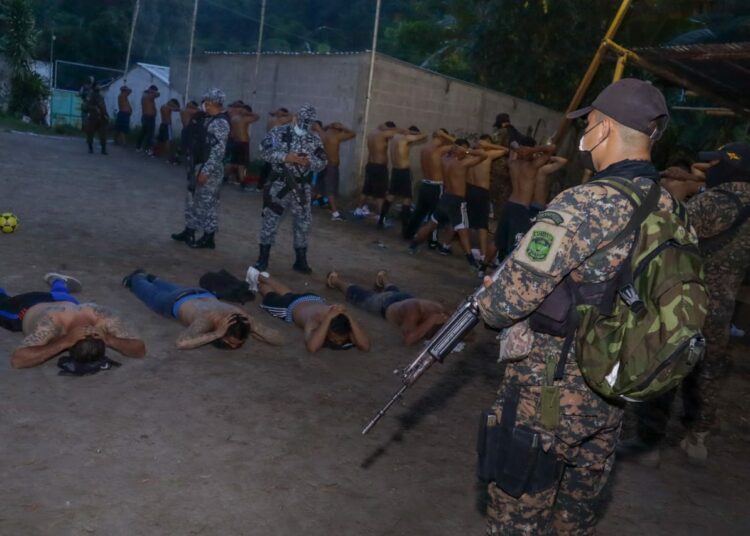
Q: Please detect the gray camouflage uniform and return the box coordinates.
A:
[258,104,327,248]
[184,113,230,233]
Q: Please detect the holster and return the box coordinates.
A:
[477,386,563,498]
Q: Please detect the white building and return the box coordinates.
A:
[102,62,182,124]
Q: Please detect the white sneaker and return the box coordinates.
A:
[44,273,82,293]
[360,206,371,216]
[245,266,269,292]
[353,208,364,218]
[331,212,345,222]
[730,324,745,338]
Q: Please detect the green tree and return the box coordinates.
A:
[0,0,49,115]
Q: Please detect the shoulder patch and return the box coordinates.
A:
[526,230,554,261]
[535,210,564,225]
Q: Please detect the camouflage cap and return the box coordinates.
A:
[297,104,317,124]
[203,88,226,105]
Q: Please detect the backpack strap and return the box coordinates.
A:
[552,178,660,380]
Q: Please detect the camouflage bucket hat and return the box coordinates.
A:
[296,104,317,128]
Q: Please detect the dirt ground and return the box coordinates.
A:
[0,130,748,536]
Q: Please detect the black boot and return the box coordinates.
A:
[171,227,195,244]
[101,143,107,155]
[293,247,312,274]
[87,142,94,154]
[254,244,271,271]
[190,232,215,249]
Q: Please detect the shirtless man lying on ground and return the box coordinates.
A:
[123,270,281,350]
[246,268,369,353]
[326,270,449,346]
[1,273,146,369]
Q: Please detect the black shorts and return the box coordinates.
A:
[388,168,412,198]
[431,193,468,230]
[0,291,77,332]
[115,111,131,133]
[231,141,249,166]
[157,123,170,143]
[466,184,490,230]
[318,165,340,196]
[494,201,541,261]
[362,163,388,198]
[259,292,324,323]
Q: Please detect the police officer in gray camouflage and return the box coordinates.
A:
[254,104,327,273]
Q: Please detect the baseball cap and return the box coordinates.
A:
[567,78,669,139]
[699,143,750,174]
[494,113,510,128]
[203,88,226,104]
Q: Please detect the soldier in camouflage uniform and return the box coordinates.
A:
[171,88,230,250]
[478,79,675,534]
[253,104,327,274]
[83,85,109,155]
[660,143,750,463]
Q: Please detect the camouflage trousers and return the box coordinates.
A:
[689,272,736,433]
[185,170,222,233]
[84,118,107,148]
[486,332,623,535]
[259,179,312,249]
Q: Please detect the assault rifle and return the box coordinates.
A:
[362,269,500,435]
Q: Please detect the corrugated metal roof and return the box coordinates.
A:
[202,50,368,56]
[136,62,170,85]
[634,42,750,112]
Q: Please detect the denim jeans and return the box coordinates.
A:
[129,274,207,318]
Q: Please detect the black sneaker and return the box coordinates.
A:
[427,240,439,250]
[122,269,146,288]
[437,244,452,256]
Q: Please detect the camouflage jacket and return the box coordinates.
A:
[687,181,750,291]
[478,162,684,465]
[84,93,108,121]
[200,114,230,178]
[259,124,327,180]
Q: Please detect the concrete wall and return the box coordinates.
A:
[170,52,561,195]
[365,56,562,181]
[170,53,364,184]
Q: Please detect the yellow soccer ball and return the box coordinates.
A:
[0,212,19,234]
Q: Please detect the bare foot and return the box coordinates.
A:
[374,270,387,291]
[326,271,339,289]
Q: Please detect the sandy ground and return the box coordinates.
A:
[0,130,748,536]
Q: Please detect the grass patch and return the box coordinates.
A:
[0,113,84,137]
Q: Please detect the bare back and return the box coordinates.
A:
[159,105,172,125]
[384,298,445,326]
[367,131,391,165]
[322,131,344,166]
[390,134,412,169]
[442,156,470,197]
[181,108,197,127]
[118,93,132,114]
[231,115,254,142]
[142,93,157,117]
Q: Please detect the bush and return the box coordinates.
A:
[8,71,49,117]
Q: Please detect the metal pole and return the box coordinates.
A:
[552,0,632,144]
[613,54,628,81]
[48,34,55,126]
[357,0,383,182]
[252,0,267,96]
[185,0,200,101]
[124,0,140,82]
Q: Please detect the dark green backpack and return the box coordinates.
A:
[575,177,709,401]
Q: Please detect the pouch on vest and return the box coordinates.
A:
[476,387,563,498]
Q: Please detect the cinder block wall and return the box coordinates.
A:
[170,52,561,197]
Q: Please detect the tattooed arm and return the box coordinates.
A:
[91,305,146,357]
[175,316,225,350]
[11,317,75,369]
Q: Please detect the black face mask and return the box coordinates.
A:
[578,121,607,172]
[705,159,750,188]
